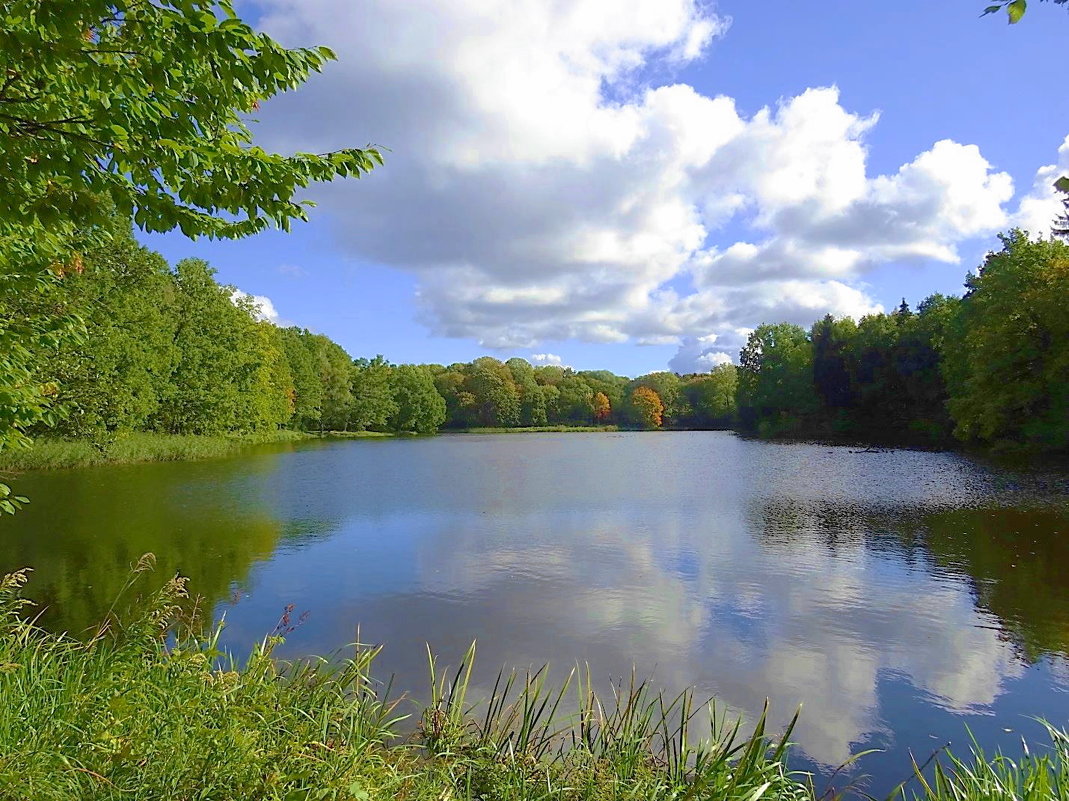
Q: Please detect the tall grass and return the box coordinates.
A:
[890,727,1069,800]
[422,643,813,801]
[0,564,815,801]
[0,565,1065,800]
[0,430,310,471]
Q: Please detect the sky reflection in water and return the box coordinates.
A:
[3,432,1068,794]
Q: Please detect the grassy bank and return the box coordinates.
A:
[0,430,311,472]
[458,425,619,434]
[0,567,810,801]
[0,427,618,473]
[1,568,1066,800]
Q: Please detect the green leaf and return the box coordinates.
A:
[1007,0,1027,22]
[1054,176,1069,193]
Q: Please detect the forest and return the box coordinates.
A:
[16,215,738,442]
[17,219,1068,453]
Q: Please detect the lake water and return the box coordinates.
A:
[3,432,1068,795]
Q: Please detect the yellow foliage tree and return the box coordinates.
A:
[630,386,663,429]
[592,391,611,423]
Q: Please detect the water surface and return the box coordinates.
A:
[3,432,1068,794]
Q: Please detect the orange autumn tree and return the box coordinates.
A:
[630,386,664,429]
[592,391,611,423]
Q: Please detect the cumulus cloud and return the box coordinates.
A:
[250,0,1030,367]
[529,353,567,367]
[1013,135,1069,238]
[668,333,743,373]
[231,289,283,325]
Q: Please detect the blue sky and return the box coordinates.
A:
[142,0,1068,376]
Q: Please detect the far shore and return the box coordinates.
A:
[5,426,1060,475]
[452,425,619,434]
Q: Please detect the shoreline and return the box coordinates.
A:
[4,426,1063,474]
[450,424,620,434]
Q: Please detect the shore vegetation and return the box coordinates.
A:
[458,425,619,434]
[0,430,310,472]
[1,567,1067,801]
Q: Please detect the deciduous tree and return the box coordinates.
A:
[682,364,737,428]
[28,218,178,439]
[349,356,397,431]
[466,358,520,427]
[630,386,664,429]
[736,323,818,437]
[310,336,353,432]
[628,372,688,427]
[592,391,612,424]
[943,231,1069,448]
[552,376,595,424]
[390,365,446,434]
[278,328,324,429]
[506,358,547,426]
[982,0,1067,23]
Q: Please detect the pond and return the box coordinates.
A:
[3,431,1068,795]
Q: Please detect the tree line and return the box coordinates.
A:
[21,223,1069,452]
[21,220,449,438]
[430,358,736,431]
[23,220,740,440]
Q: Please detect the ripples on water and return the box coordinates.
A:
[2,432,1067,795]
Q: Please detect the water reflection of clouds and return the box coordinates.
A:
[213,435,1063,771]
[387,508,1028,766]
[229,524,1024,766]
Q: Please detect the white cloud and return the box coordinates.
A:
[529,353,567,367]
[250,0,1029,368]
[231,289,282,325]
[669,333,742,373]
[700,350,733,368]
[1013,135,1069,238]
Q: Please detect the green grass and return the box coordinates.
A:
[0,430,311,472]
[0,564,814,801]
[458,425,619,434]
[891,728,1069,800]
[0,565,1065,800]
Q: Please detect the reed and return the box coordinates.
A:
[890,726,1069,800]
[0,567,813,800]
[0,566,1065,800]
[422,643,813,800]
[0,430,310,471]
